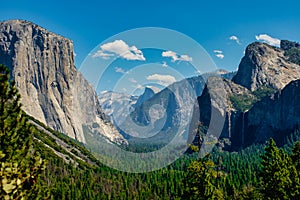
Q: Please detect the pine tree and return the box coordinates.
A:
[183,155,224,200]
[0,64,46,199]
[290,141,300,198]
[260,138,297,200]
[291,141,300,171]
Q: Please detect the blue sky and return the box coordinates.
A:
[1,0,300,94]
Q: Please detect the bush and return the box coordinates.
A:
[229,94,256,112]
[230,86,276,112]
[284,47,300,65]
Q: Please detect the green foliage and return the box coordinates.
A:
[284,47,300,65]
[184,155,224,200]
[229,94,256,112]
[252,86,276,100]
[230,86,276,112]
[182,139,300,200]
[260,139,300,199]
[1,64,299,199]
[238,185,262,200]
[291,142,300,171]
[0,65,47,199]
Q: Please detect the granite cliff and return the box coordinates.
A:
[246,79,300,146]
[233,42,300,91]
[198,40,300,149]
[0,20,126,144]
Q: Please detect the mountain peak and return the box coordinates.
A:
[0,19,71,43]
[232,41,300,91]
[0,19,126,145]
[135,87,155,107]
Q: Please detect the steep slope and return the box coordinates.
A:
[233,42,300,91]
[120,75,205,142]
[246,79,300,146]
[122,70,235,143]
[197,40,300,149]
[196,76,254,149]
[134,87,155,108]
[0,19,126,144]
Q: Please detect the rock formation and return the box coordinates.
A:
[134,87,155,108]
[198,41,300,149]
[232,42,300,91]
[0,20,127,144]
[246,79,300,146]
[197,77,254,148]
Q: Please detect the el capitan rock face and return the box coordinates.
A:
[0,20,126,144]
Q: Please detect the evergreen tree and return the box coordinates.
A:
[290,141,300,198]
[0,65,46,199]
[183,155,224,200]
[260,138,297,200]
[291,141,300,171]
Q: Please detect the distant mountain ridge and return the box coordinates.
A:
[2,19,300,151]
[98,91,138,127]
[134,87,155,108]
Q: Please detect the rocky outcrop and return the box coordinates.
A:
[197,77,254,149]
[0,20,126,144]
[232,42,300,91]
[117,75,206,143]
[134,87,155,108]
[198,41,300,149]
[246,80,300,146]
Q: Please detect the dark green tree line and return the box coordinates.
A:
[0,65,47,199]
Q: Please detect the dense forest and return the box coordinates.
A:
[1,64,300,199]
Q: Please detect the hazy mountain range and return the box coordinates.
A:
[1,19,300,151]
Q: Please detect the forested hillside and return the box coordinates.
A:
[1,63,299,199]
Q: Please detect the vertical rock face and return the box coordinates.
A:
[0,20,127,144]
[197,77,254,149]
[246,80,300,146]
[197,41,300,149]
[232,42,300,91]
[134,87,155,108]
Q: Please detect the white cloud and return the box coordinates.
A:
[147,86,161,93]
[93,51,114,60]
[216,54,225,59]
[162,61,168,67]
[255,34,280,47]
[92,40,146,61]
[229,35,241,44]
[128,78,137,83]
[162,50,192,62]
[213,50,223,54]
[115,67,127,74]
[213,50,224,59]
[146,74,176,87]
